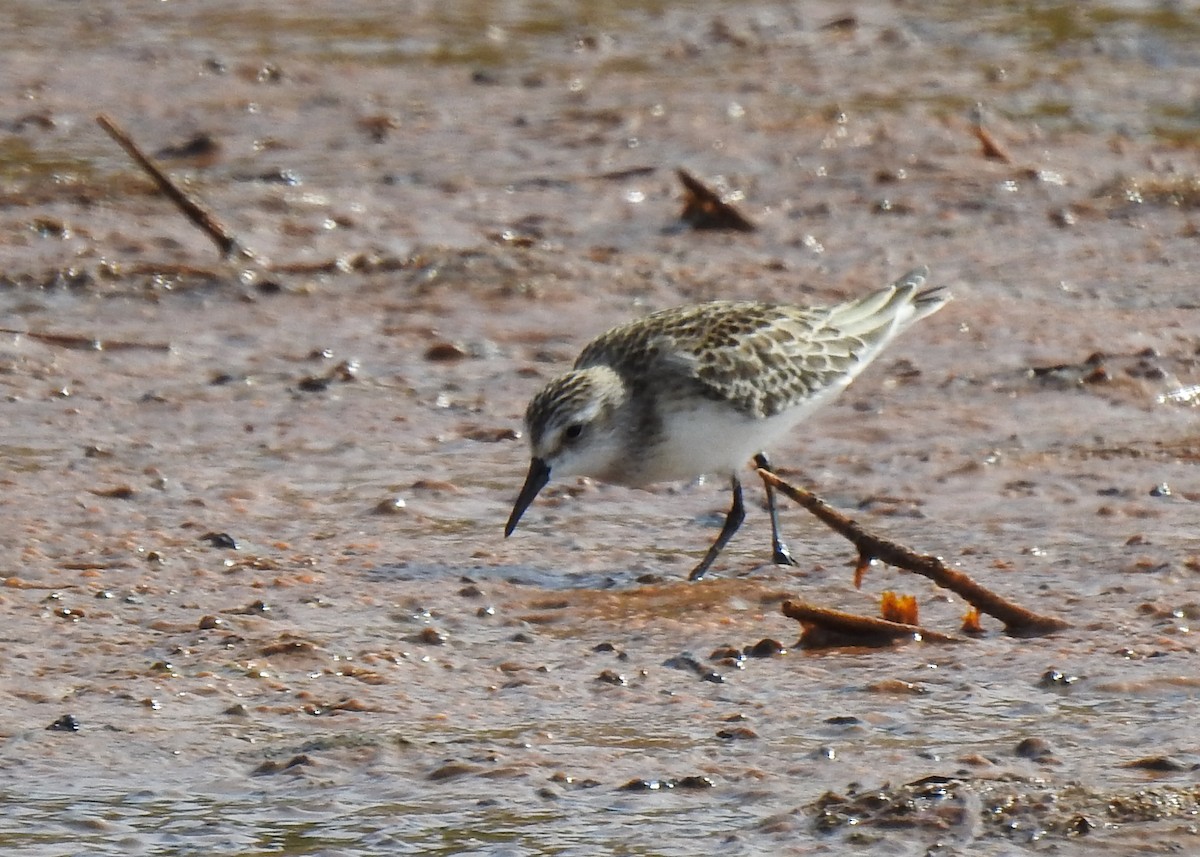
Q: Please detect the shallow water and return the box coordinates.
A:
[2,0,1200,854]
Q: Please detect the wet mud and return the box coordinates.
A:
[2,1,1200,854]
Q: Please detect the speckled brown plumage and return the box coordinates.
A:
[574,272,946,420]
[506,267,949,580]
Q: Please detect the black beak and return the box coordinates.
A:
[504,457,551,537]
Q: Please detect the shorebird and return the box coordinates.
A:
[505,267,948,580]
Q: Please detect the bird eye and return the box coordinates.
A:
[563,423,583,441]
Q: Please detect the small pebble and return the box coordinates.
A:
[415,627,445,645]
[595,670,626,686]
[617,779,663,792]
[716,727,759,741]
[663,652,724,683]
[1038,669,1082,688]
[46,714,80,732]
[1123,755,1190,772]
[427,761,480,781]
[371,497,408,515]
[424,341,469,361]
[1067,815,1093,835]
[200,532,238,550]
[1015,736,1054,760]
[745,638,786,658]
[252,754,311,776]
[709,645,743,661]
[824,715,862,726]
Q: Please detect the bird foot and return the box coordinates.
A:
[772,544,800,567]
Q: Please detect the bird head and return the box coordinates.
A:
[504,366,628,536]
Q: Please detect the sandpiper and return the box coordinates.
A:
[505,267,949,580]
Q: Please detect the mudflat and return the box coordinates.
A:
[2,3,1199,854]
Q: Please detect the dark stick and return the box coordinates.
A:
[675,168,757,232]
[781,599,963,645]
[96,113,254,261]
[0,328,170,352]
[758,469,1071,637]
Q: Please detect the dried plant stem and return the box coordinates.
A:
[781,599,962,644]
[758,469,1071,637]
[675,168,757,232]
[0,328,170,352]
[96,113,256,262]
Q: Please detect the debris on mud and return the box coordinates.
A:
[675,168,757,232]
[617,776,715,792]
[782,599,961,648]
[811,776,1200,847]
[761,470,1071,637]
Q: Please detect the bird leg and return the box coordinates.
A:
[754,453,799,567]
[688,475,746,581]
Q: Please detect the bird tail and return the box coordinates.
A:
[827,267,949,345]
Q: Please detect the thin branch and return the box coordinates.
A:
[758,469,1071,637]
[972,122,1013,164]
[0,328,171,352]
[781,599,963,645]
[676,168,757,232]
[96,113,257,262]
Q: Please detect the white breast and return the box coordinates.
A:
[629,394,832,485]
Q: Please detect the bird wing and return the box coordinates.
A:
[682,306,872,418]
[685,267,944,418]
[575,301,863,419]
[575,268,944,420]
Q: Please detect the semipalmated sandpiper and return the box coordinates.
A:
[505,267,949,580]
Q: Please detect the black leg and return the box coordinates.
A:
[754,453,799,567]
[688,476,746,581]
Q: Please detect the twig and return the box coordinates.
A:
[971,123,1012,164]
[758,469,1071,637]
[96,113,257,262]
[676,168,757,232]
[781,599,962,645]
[0,327,171,352]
